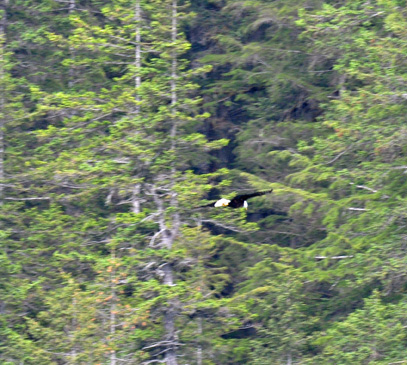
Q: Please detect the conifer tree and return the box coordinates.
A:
[8,1,407,363]
[13,0,232,363]
[295,0,407,305]
[312,291,407,364]
[0,0,5,203]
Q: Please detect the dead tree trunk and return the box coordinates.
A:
[0,0,8,205]
[164,2,179,364]
[68,0,76,89]
[132,0,142,214]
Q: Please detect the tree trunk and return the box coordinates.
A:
[68,0,76,88]
[132,183,141,214]
[0,0,8,205]
[131,0,142,214]
[164,304,177,365]
[164,3,179,365]
[197,316,203,365]
[287,351,292,365]
[110,251,117,365]
[135,0,141,112]
[70,295,78,363]
[169,0,180,243]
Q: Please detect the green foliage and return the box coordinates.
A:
[3,0,407,363]
[311,291,407,364]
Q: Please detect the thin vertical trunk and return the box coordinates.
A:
[109,252,117,365]
[151,182,177,363]
[164,3,178,364]
[170,0,180,237]
[0,0,8,205]
[135,0,141,111]
[197,316,203,365]
[170,0,177,117]
[287,352,292,365]
[131,183,141,214]
[152,186,173,250]
[170,0,177,143]
[164,305,177,365]
[132,0,142,214]
[68,0,76,88]
[148,1,180,362]
[70,295,78,363]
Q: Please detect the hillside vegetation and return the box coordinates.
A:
[1,0,407,363]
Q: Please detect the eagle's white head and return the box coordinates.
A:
[214,198,231,207]
[243,200,248,210]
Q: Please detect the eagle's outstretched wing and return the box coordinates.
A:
[229,189,273,208]
[195,189,273,210]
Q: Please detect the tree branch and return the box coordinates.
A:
[315,255,354,260]
[325,144,353,165]
[143,340,183,350]
[349,183,378,193]
[4,197,50,201]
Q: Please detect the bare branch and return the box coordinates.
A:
[315,255,354,260]
[4,197,50,201]
[349,183,378,193]
[267,230,302,236]
[149,229,166,247]
[325,144,353,165]
[143,340,183,350]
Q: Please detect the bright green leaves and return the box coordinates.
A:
[287,3,407,354]
[312,291,407,364]
[5,0,407,363]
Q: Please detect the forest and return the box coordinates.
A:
[1,0,407,364]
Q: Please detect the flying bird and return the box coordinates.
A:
[198,189,273,210]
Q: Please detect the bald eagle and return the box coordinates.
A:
[198,189,273,210]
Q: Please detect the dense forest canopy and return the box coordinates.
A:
[2,0,407,363]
